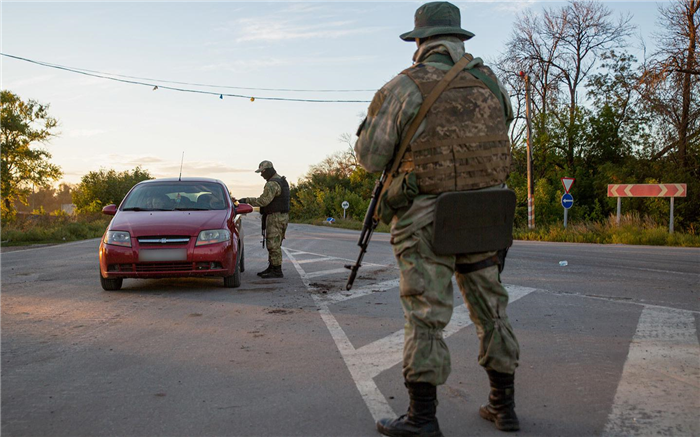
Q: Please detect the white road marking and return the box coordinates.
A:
[304,268,355,278]
[603,306,700,436]
[283,247,536,423]
[297,257,338,264]
[284,248,391,268]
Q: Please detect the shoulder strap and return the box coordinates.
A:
[465,67,508,120]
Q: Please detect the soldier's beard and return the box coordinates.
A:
[261,168,276,180]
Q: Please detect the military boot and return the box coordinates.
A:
[257,263,272,277]
[377,382,443,437]
[259,265,283,279]
[479,370,520,432]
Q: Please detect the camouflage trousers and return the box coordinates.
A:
[265,212,289,266]
[394,223,519,386]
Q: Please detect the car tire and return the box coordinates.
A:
[224,254,241,288]
[100,275,123,291]
[239,240,245,273]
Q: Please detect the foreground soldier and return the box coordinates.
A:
[354,2,520,435]
[238,161,290,279]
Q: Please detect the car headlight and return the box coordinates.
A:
[196,229,230,246]
[104,231,131,247]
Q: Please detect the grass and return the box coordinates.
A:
[514,213,700,247]
[1,215,110,247]
[293,213,700,247]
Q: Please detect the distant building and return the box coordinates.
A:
[61,204,76,215]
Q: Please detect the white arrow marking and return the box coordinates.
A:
[675,184,685,197]
[658,185,668,197]
[624,185,634,197]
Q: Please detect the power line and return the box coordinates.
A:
[6,55,376,93]
[1,53,373,103]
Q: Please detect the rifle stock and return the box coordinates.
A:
[345,172,385,290]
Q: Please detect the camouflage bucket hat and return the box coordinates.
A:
[400,1,474,42]
[255,160,274,173]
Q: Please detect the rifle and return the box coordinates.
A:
[344,55,472,291]
[344,170,386,290]
[261,212,267,248]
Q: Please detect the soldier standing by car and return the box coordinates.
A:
[237,160,290,279]
[354,2,520,436]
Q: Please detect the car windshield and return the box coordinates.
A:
[121,182,228,211]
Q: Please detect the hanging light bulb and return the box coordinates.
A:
[219,94,223,99]
[250,97,255,102]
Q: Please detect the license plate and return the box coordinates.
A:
[139,249,188,262]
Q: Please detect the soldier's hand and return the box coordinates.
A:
[238,198,248,204]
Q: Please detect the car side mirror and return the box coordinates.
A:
[102,204,118,216]
[235,203,253,215]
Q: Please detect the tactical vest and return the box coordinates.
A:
[261,176,290,214]
[400,63,511,194]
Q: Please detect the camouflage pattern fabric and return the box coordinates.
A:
[245,175,283,208]
[265,212,289,266]
[396,223,519,385]
[354,37,513,175]
[355,37,519,386]
[245,173,289,267]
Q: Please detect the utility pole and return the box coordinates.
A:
[520,71,535,229]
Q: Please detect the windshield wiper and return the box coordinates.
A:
[122,207,173,211]
[174,207,209,211]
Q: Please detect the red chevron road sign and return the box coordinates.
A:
[607,184,687,198]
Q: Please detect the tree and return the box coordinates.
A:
[1,90,62,221]
[642,0,700,166]
[72,167,153,213]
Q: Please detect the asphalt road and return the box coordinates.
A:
[2,216,699,436]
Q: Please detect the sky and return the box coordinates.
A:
[2,1,664,197]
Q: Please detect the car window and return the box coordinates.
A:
[122,183,228,211]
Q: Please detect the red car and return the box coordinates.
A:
[98,178,253,291]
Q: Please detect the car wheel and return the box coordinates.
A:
[224,254,241,288]
[100,275,123,291]
[239,240,245,273]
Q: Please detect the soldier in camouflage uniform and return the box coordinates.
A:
[354,2,520,435]
[237,160,290,279]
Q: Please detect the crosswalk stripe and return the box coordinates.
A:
[603,306,700,436]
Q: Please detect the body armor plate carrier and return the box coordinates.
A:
[261,176,290,214]
[401,63,511,194]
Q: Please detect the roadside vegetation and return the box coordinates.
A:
[1,213,110,247]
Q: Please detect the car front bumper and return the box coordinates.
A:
[99,239,237,279]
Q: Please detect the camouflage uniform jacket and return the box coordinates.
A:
[245,174,283,208]
[355,37,513,245]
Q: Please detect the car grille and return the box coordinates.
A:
[134,262,193,272]
[137,236,190,245]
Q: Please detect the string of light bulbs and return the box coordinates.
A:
[1,53,374,103]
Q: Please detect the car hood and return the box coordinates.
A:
[110,210,228,237]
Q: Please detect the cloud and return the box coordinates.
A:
[124,156,165,166]
[233,18,384,43]
[67,129,106,138]
[2,74,55,89]
[156,161,250,176]
[200,54,378,73]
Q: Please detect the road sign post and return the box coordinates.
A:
[341,200,349,220]
[561,178,575,228]
[607,184,687,233]
[561,193,574,228]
